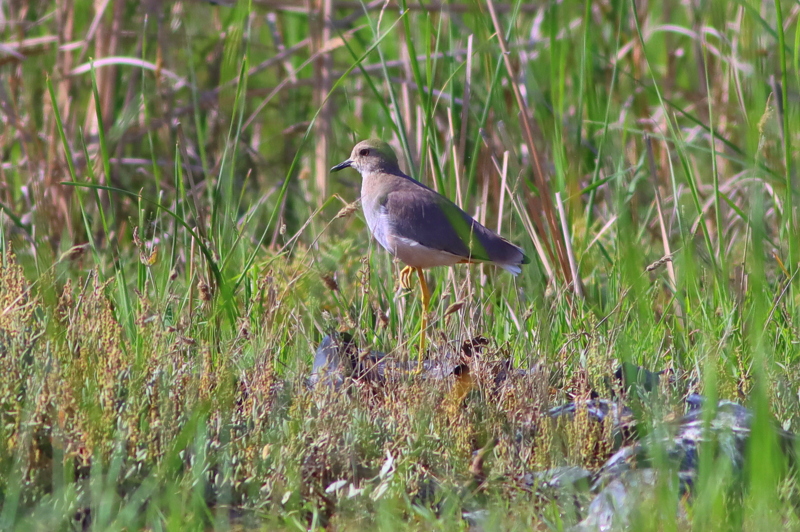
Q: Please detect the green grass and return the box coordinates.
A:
[1,0,800,529]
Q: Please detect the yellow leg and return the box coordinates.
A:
[399,265,415,290]
[416,267,430,372]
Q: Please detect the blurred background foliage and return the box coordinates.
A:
[2,0,800,529]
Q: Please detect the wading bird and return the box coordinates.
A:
[331,139,528,368]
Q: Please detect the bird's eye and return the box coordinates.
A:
[359,148,369,156]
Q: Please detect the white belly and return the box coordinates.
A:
[387,235,462,268]
[362,195,393,251]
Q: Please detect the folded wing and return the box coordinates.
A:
[381,184,528,269]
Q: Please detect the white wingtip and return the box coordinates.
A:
[498,263,522,276]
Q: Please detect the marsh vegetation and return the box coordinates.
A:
[2,0,800,529]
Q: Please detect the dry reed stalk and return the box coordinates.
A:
[480,129,553,281]
[478,152,490,289]
[399,24,413,148]
[447,108,463,208]
[457,34,472,169]
[485,0,573,292]
[75,0,110,66]
[265,12,299,84]
[555,192,582,300]
[496,150,508,235]
[44,0,76,240]
[95,0,123,135]
[312,0,333,199]
[645,135,684,327]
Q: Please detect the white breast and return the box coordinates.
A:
[361,193,394,254]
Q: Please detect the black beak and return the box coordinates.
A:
[330,159,353,172]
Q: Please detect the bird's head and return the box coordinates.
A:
[331,139,400,175]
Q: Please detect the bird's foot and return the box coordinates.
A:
[401,355,425,376]
[412,354,425,377]
[399,265,415,290]
[399,365,425,379]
